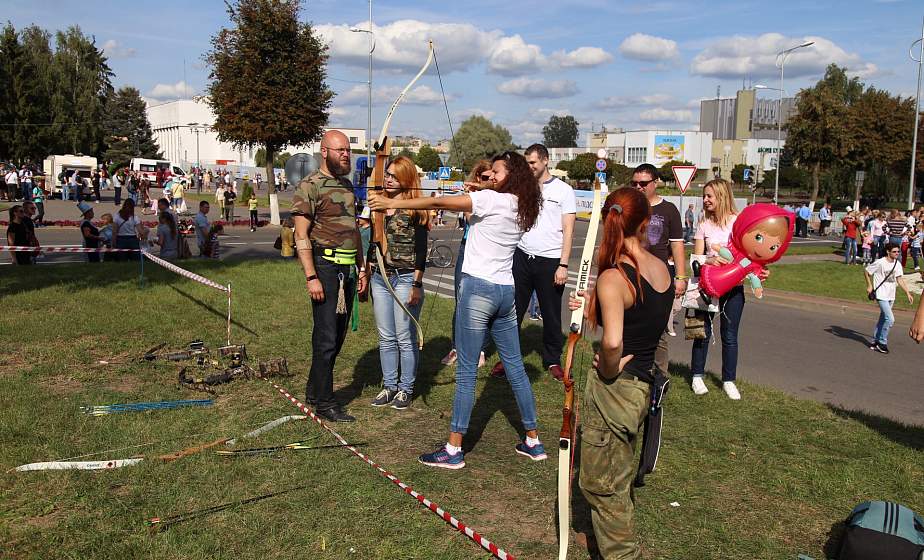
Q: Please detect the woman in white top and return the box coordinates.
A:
[368,151,544,469]
[113,199,142,261]
[689,179,745,400]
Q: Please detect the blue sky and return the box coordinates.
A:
[6,0,923,145]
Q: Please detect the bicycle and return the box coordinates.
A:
[427,239,454,268]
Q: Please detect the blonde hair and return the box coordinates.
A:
[702,178,738,226]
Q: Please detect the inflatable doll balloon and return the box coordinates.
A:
[699,204,795,299]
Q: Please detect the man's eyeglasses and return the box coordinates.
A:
[630,179,655,188]
[323,146,351,154]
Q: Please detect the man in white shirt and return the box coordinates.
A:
[20,167,32,201]
[818,202,832,236]
[5,168,19,201]
[492,143,576,381]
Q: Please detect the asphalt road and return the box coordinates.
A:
[13,217,924,426]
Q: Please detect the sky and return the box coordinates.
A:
[6,0,924,146]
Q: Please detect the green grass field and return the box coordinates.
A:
[1,260,921,559]
[770,261,920,311]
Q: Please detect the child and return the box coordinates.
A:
[248,193,258,232]
[861,229,873,265]
[205,223,223,259]
[911,224,923,272]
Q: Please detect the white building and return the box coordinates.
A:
[589,129,714,170]
[146,98,367,169]
[547,147,593,169]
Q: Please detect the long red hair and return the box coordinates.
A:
[588,187,651,326]
[387,156,429,225]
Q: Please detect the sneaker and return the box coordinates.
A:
[529,314,540,321]
[490,361,506,378]
[723,381,741,400]
[548,364,565,381]
[391,390,411,410]
[370,387,397,407]
[515,441,548,461]
[874,343,889,354]
[315,407,356,422]
[666,326,677,337]
[478,351,486,368]
[441,349,457,365]
[419,446,465,470]
[869,342,880,351]
[691,377,708,395]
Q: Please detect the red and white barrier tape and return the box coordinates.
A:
[266,379,515,560]
[141,250,229,293]
[1,245,138,253]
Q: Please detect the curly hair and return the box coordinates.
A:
[491,151,541,231]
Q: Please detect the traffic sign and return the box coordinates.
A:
[438,166,451,180]
[743,168,752,183]
[671,165,696,194]
[595,159,607,171]
[596,148,608,159]
[595,172,606,184]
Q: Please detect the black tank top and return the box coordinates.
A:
[612,263,673,380]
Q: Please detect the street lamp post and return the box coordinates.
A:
[908,17,924,211]
[350,1,375,194]
[773,41,814,206]
[186,122,202,169]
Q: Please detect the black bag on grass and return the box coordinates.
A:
[838,501,924,560]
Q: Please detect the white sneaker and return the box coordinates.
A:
[440,349,457,365]
[723,381,741,400]
[478,351,486,368]
[691,377,708,395]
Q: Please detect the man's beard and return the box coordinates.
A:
[326,154,350,177]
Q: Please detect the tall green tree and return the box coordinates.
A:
[448,116,515,169]
[416,144,441,172]
[0,23,23,161]
[657,159,694,183]
[14,26,55,163]
[102,86,161,163]
[846,87,915,178]
[542,115,579,148]
[205,0,332,190]
[255,147,292,168]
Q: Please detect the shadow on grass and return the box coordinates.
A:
[825,325,871,347]
[827,405,924,450]
[668,361,724,390]
[170,285,259,338]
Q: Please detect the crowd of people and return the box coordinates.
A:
[841,207,923,269]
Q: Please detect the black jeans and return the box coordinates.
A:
[249,210,258,229]
[306,256,356,411]
[512,248,565,367]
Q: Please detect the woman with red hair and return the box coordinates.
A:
[367,156,431,411]
[580,187,673,558]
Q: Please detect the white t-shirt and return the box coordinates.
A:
[5,171,18,184]
[113,214,139,237]
[462,190,523,285]
[694,214,737,257]
[866,257,903,301]
[517,177,576,258]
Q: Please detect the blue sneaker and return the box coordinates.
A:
[515,441,548,461]
[418,446,465,470]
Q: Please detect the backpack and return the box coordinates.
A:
[838,501,924,560]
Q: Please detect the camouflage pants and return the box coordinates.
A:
[579,370,650,560]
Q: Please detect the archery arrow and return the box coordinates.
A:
[367,41,434,350]
[557,174,604,559]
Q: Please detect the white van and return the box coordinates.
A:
[43,154,98,197]
[129,158,186,183]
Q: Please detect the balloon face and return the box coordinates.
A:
[740,215,788,262]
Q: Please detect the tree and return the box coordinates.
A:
[102,87,160,163]
[657,159,694,183]
[448,116,515,169]
[255,147,292,168]
[731,164,754,185]
[0,23,23,161]
[13,26,56,163]
[396,147,417,163]
[557,153,616,183]
[206,0,333,191]
[542,115,579,148]
[416,144,441,172]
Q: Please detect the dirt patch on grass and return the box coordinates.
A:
[39,375,85,396]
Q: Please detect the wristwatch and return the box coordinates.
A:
[558,264,568,269]
[412,280,423,288]
[306,274,318,282]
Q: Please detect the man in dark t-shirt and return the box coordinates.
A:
[630,163,687,376]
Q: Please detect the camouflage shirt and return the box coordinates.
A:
[290,171,358,250]
[384,210,425,270]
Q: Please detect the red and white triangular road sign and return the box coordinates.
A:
[672,165,697,194]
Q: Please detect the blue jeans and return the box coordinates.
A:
[843,237,857,264]
[691,285,745,382]
[911,246,921,269]
[874,299,895,345]
[450,240,466,346]
[451,274,538,435]
[371,270,423,394]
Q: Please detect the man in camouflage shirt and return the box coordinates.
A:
[291,130,367,423]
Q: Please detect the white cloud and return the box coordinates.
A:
[596,93,672,109]
[147,81,195,99]
[101,39,136,59]
[638,108,696,124]
[456,108,497,121]
[336,84,454,106]
[317,20,610,77]
[690,33,879,80]
[497,77,578,98]
[549,47,613,69]
[619,33,679,62]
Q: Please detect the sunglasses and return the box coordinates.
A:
[480,174,492,181]
[630,179,655,188]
